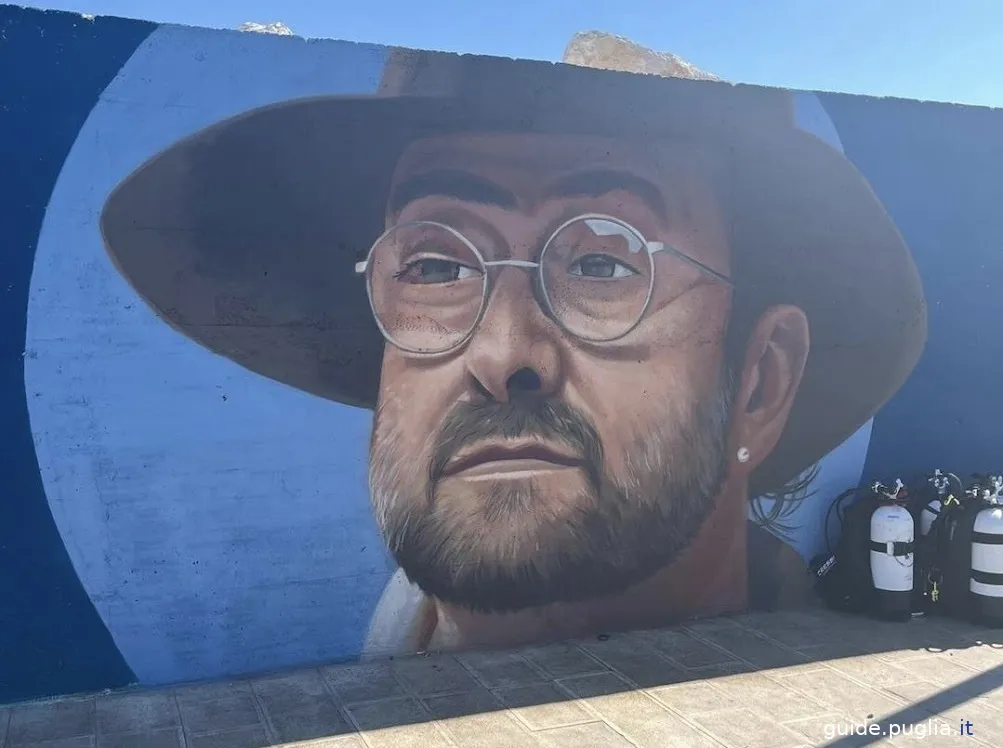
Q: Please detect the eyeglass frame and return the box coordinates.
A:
[354,212,734,355]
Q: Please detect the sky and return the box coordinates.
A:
[18,0,1003,108]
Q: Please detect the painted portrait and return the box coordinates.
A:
[93,48,925,656]
[28,11,1003,706]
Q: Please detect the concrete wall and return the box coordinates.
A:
[2,4,1002,704]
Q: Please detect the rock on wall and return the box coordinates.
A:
[562,30,719,81]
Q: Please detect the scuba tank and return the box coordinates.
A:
[869,479,915,621]
[920,469,953,535]
[810,486,868,612]
[938,474,1003,622]
[970,474,1003,627]
[913,469,964,614]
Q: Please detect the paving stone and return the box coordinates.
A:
[391,654,480,696]
[535,722,633,748]
[556,672,634,701]
[824,655,921,690]
[175,681,252,704]
[186,726,271,748]
[637,628,739,669]
[882,680,960,715]
[749,618,849,651]
[960,627,1003,647]
[689,625,810,669]
[759,660,831,678]
[272,738,366,748]
[13,607,1003,748]
[272,738,365,748]
[421,685,503,719]
[252,670,353,743]
[733,609,830,639]
[690,706,805,748]
[252,670,334,713]
[682,662,755,682]
[892,654,994,694]
[558,673,719,748]
[343,697,451,748]
[781,713,856,745]
[321,662,407,704]
[517,644,607,679]
[778,668,906,721]
[924,696,1003,745]
[493,684,593,730]
[177,694,262,734]
[797,640,876,662]
[575,635,685,687]
[705,671,828,722]
[862,624,958,663]
[456,651,546,689]
[979,678,1003,710]
[265,700,354,744]
[424,688,541,747]
[7,699,95,744]
[95,691,179,734]
[95,727,184,748]
[645,681,722,715]
[938,642,1003,670]
[682,617,747,636]
[7,738,94,748]
[1,708,8,748]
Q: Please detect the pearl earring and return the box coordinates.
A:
[736,447,750,463]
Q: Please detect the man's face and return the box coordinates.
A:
[367,132,739,614]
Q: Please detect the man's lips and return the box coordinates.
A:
[441,440,585,477]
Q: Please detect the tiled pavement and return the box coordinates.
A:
[4,608,1003,748]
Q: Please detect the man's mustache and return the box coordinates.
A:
[428,399,605,487]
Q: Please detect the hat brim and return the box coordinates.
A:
[99,66,926,496]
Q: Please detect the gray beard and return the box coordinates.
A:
[368,379,736,615]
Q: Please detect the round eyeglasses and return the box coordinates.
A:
[354,213,732,355]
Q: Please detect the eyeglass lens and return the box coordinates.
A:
[366,217,654,353]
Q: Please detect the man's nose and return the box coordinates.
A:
[463,268,563,402]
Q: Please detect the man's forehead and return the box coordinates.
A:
[390,132,728,196]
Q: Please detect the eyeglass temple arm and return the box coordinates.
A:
[648,242,733,285]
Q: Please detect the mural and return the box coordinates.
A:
[2,5,1002,705]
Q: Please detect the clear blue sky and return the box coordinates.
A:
[21,0,1003,108]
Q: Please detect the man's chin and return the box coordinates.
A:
[390,522,678,614]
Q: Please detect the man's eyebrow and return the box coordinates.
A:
[387,169,518,214]
[543,170,668,220]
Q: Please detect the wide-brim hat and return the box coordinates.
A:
[99,47,927,496]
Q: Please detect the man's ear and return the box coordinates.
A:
[730,305,810,473]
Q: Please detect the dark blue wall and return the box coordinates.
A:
[0,6,153,704]
[821,93,1003,482]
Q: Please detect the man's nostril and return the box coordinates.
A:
[507,368,542,393]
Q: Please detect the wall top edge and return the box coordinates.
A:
[3,3,1000,114]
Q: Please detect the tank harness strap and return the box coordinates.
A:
[971,570,1003,585]
[869,540,914,556]
[972,531,1003,545]
[971,527,1003,585]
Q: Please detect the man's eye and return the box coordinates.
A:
[568,254,638,279]
[395,258,481,284]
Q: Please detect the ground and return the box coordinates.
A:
[3,607,1003,747]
